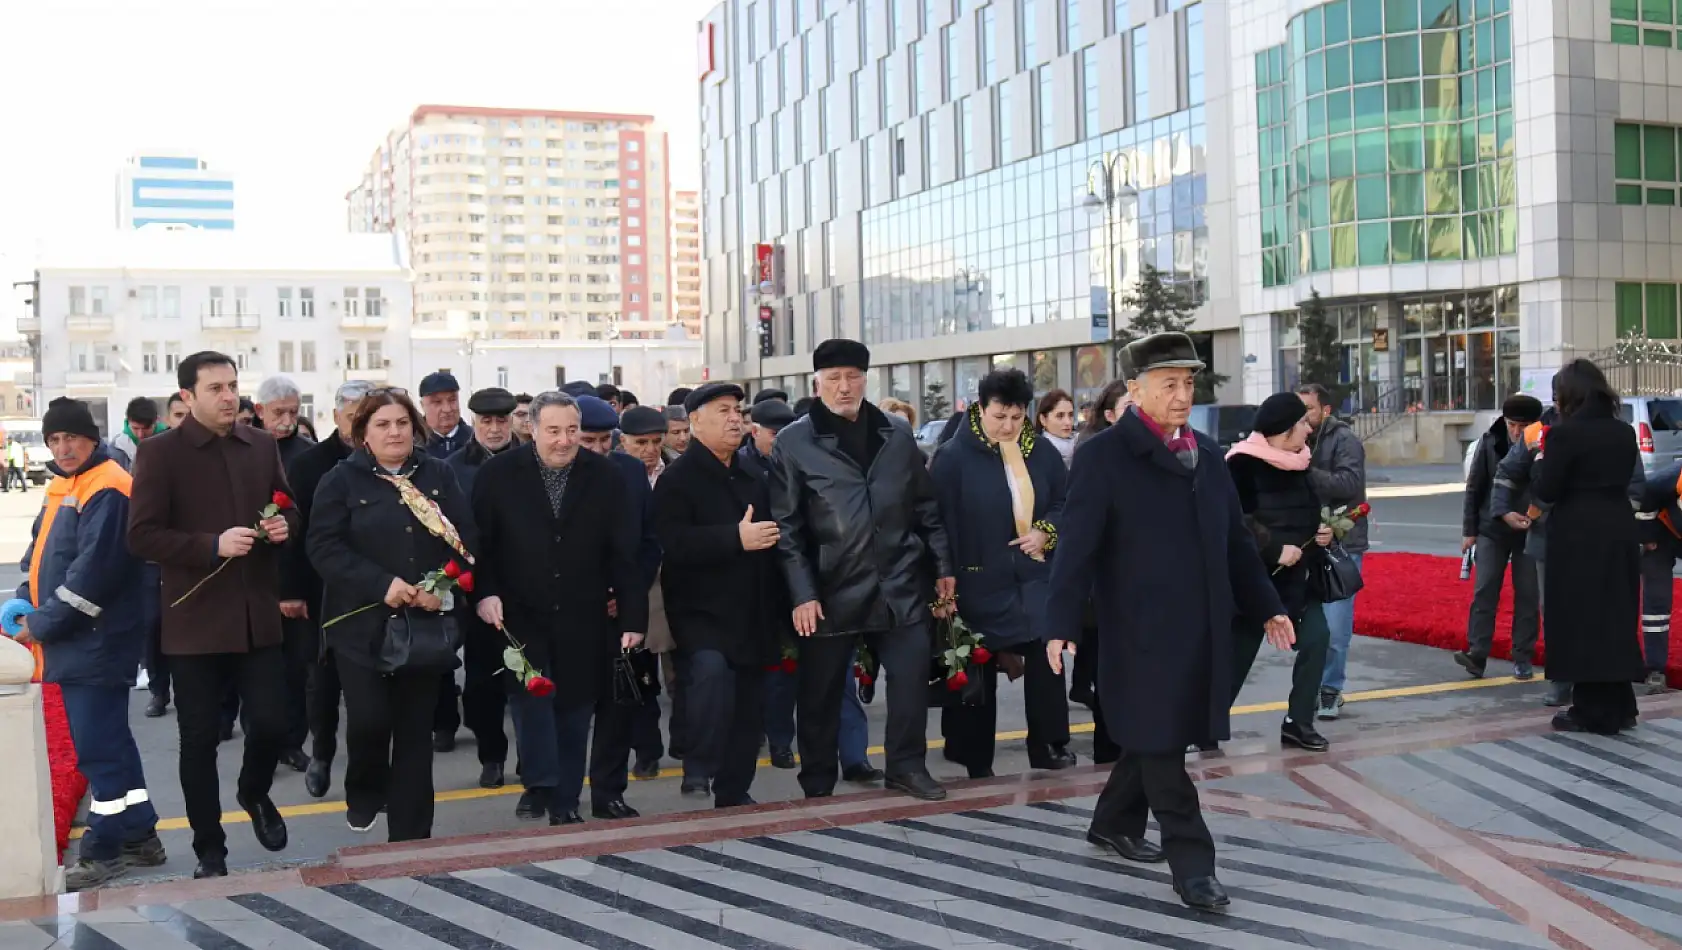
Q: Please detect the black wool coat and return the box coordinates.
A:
[1226,452,1321,621]
[471,442,648,708]
[1046,412,1285,753]
[306,449,478,672]
[651,441,781,667]
[930,410,1066,650]
[280,433,352,609]
[1531,400,1644,684]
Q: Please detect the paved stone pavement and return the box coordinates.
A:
[16,695,1682,949]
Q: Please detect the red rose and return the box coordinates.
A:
[444,561,463,580]
[1355,503,1372,518]
[858,672,874,686]
[526,675,556,697]
[947,669,968,691]
[764,663,782,673]
[271,491,294,510]
[971,647,992,665]
[456,571,474,593]
[780,657,798,674]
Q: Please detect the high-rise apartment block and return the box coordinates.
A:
[673,190,703,338]
[116,152,235,230]
[347,105,676,342]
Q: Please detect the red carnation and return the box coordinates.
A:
[780,657,798,674]
[444,561,463,580]
[456,571,475,593]
[947,669,969,691]
[526,675,556,697]
[971,646,992,665]
[271,491,294,511]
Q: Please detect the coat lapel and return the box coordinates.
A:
[1117,413,1195,480]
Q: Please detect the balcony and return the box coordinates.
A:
[339,310,390,331]
[65,312,115,333]
[201,310,261,331]
[65,370,116,391]
[15,316,39,334]
[346,365,389,384]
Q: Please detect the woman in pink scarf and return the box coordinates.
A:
[1224,392,1335,752]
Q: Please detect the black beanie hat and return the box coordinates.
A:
[1252,391,1309,438]
[1501,394,1543,425]
[43,397,101,442]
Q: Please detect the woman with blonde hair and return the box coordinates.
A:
[879,397,917,427]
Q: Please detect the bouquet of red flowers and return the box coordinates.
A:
[764,641,798,674]
[172,491,293,607]
[928,614,987,706]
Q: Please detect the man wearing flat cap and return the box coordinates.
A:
[738,399,795,480]
[575,394,663,819]
[433,387,522,782]
[653,383,782,806]
[752,388,789,406]
[618,406,669,486]
[1046,332,1294,912]
[769,338,954,802]
[418,372,474,460]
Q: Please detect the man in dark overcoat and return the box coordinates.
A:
[471,391,648,826]
[281,379,373,799]
[1046,333,1292,913]
[769,339,955,802]
[653,383,781,807]
[128,351,300,880]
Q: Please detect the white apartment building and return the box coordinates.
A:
[347,105,681,349]
[410,330,702,404]
[116,152,236,230]
[27,228,413,436]
[674,190,704,338]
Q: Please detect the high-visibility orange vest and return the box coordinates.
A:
[24,458,132,682]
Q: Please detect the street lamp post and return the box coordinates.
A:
[1082,154,1138,348]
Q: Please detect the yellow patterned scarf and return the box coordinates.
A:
[968,405,1042,562]
[375,470,474,565]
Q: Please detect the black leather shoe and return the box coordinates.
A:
[967,767,995,779]
[842,763,885,784]
[1029,746,1078,770]
[592,799,640,821]
[1087,829,1166,864]
[1551,711,1586,732]
[681,778,712,796]
[1453,650,1487,680]
[282,748,310,773]
[884,771,947,801]
[769,748,797,769]
[1280,719,1330,752]
[237,793,288,852]
[716,795,757,808]
[304,759,331,799]
[432,730,456,753]
[192,854,228,879]
[143,695,168,718]
[1175,876,1231,912]
[479,762,505,789]
[515,789,547,821]
[549,810,585,826]
[631,757,661,779]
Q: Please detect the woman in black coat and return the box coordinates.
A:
[1225,392,1335,752]
[306,389,477,842]
[1532,359,1643,734]
[931,369,1071,777]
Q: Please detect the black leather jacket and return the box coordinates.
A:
[768,400,953,636]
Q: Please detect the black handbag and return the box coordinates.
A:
[1308,542,1365,604]
[375,609,462,674]
[613,649,657,706]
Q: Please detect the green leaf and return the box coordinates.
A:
[956,644,971,658]
[259,504,279,520]
[503,647,528,675]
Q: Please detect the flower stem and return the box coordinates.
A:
[170,559,232,608]
[321,602,383,629]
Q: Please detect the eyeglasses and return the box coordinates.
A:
[366,387,409,397]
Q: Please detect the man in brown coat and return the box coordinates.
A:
[128,351,298,880]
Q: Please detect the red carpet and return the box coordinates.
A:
[42,683,84,860]
[1357,552,1672,680]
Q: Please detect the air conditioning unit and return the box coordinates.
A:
[382,358,392,368]
[127,289,138,299]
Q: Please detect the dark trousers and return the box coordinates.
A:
[280,617,316,751]
[336,654,440,842]
[433,670,461,736]
[60,684,159,861]
[1569,681,1639,734]
[144,620,170,702]
[6,464,25,491]
[1091,751,1217,882]
[797,622,929,797]
[170,646,287,859]
[588,694,661,805]
[509,692,594,814]
[942,640,1070,774]
[665,652,688,756]
[1642,534,1677,673]
[1231,603,1333,726]
[678,649,766,806]
[1466,533,1541,665]
[308,649,342,763]
[1074,633,1120,764]
[764,667,796,753]
[463,624,509,765]
[764,654,871,766]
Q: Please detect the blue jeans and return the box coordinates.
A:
[839,653,869,770]
[59,684,159,861]
[507,691,594,814]
[765,651,869,769]
[1318,554,1363,694]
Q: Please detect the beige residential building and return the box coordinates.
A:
[673,190,703,339]
[348,105,676,343]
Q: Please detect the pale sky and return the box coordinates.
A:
[0,0,720,308]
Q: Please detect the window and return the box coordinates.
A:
[998,83,1014,163]
[301,341,317,373]
[365,289,383,317]
[928,112,943,180]
[1020,0,1038,69]
[1132,26,1149,123]
[234,287,250,316]
[277,287,292,318]
[884,56,900,121]
[279,341,296,373]
[1186,1,1205,105]
[344,286,361,317]
[1065,0,1081,53]
[1611,0,1671,46]
[1615,122,1681,206]
[300,287,316,318]
[141,342,159,374]
[913,40,927,113]
[959,95,974,176]
[1082,47,1101,139]
[164,342,182,372]
[68,286,85,314]
[1038,66,1055,152]
[138,286,157,319]
[162,286,180,319]
[208,287,225,317]
[945,26,961,100]
[980,4,997,85]
[344,342,362,371]
[91,286,108,315]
